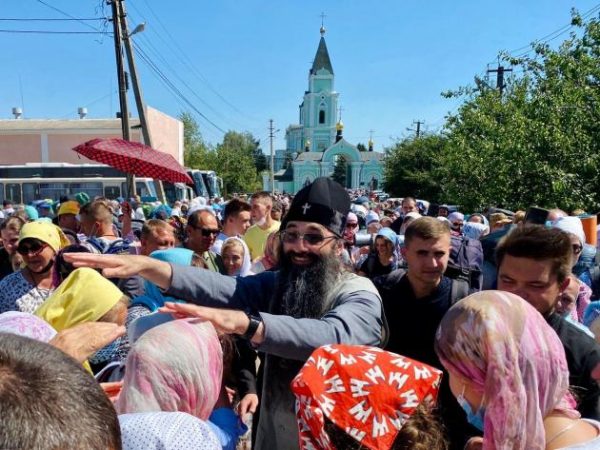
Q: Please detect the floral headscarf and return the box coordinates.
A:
[0,311,56,342]
[116,318,223,421]
[435,290,579,450]
[291,344,442,450]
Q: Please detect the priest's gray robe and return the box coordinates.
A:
[166,265,386,450]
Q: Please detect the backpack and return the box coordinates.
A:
[446,235,483,291]
[374,268,470,306]
[85,237,132,255]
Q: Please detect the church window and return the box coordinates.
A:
[319,110,325,124]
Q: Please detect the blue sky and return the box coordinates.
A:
[1,1,598,152]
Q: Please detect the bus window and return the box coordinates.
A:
[22,183,39,204]
[136,181,157,199]
[71,182,103,200]
[104,186,121,200]
[0,184,4,202]
[162,182,176,204]
[5,184,21,204]
[39,183,69,201]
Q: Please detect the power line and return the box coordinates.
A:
[35,0,108,32]
[0,29,108,34]
[127,0,256,121]
[130,31,234,127]
[487,3,600,65]
[132,41,226,135]
[33,0,226,139]
[124,6,253,132]
[0,17,105,21]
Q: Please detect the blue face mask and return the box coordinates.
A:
[457,387,485,431]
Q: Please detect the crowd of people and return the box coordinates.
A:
[1,179,600,449]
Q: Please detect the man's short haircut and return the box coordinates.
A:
[250,191,273,206]
[402,196,417,206]
[223,199,251,222]
[141,219,175,240]
[0,333,122,450]
[496,225,572,284]
[187,209,216,229]
[83,199,113,224]
[404,217,450,246]
[0,215,25,233]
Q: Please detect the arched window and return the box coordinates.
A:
[319,110,325,124]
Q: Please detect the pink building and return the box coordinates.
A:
[0,106,183,165]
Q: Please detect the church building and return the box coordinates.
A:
[264,26,384,194]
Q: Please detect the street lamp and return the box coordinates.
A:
[129,22,146,37]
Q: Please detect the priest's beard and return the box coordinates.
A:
[276,245,341,319]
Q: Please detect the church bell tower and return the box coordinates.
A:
[298,26,339,152]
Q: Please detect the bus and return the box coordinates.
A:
[0,163,192,205]
[187,169,223,199]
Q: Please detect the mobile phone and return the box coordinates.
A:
[525,206,550,225]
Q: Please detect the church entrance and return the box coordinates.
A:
[332,154,350,188]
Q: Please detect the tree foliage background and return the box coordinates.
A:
[180,113,263,195]
[384,8,600,212]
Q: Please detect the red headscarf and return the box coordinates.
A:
[291,345,442,450]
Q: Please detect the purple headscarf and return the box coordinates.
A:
[435,290,579,450]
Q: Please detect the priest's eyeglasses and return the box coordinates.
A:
[280,230,336,246]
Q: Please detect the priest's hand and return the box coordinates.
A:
[64,253,172,289]
[159,302,265,344]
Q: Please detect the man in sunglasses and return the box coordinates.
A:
[185,209,225,274]
[65,177,387,450]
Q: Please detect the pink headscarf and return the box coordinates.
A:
[435,290,579,450]
[0,311,57,342]
[116,318,223,421]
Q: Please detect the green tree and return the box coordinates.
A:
[356,143,367,152]
[437,8,600,211]
[383,134,446,201]
[214,131,262,194]
[179,112,215,169]
[332,155,348,187]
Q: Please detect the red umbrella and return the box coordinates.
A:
[73,138,192,184]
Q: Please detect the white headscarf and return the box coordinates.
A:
[553,216,586,245]
[221,236,253,277]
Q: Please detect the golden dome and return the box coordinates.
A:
[336,120,344,131]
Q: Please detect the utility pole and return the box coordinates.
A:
[408,120,424,138]
[110,0,135,199]
[269,119,275,193]
[120,2,166,203]
[487,65,512,96]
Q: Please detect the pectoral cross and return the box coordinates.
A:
[302,203,311,215]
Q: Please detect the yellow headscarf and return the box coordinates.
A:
[35,267,124,332]
[18,221,70,253]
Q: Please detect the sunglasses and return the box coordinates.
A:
[17,241,48,256]
[281,230,336,246]
[346,222,358,228]
[572,244,583,255]
[194,226,219,237]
